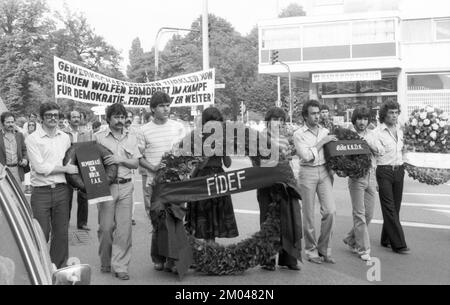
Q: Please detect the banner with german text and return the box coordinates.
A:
[54,56,215,108]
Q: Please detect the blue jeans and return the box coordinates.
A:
[345,169,376,253]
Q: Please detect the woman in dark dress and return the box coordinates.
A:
[186,107,239,243]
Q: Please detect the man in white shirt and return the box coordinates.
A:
[375,101,410,254]
[294,100,337,264]
[139,92,185,273]
[26,103,78,268]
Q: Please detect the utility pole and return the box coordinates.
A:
[271,50,293,124]
[154,27,199,80]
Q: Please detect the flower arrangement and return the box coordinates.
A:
[404,106,449,153]
[403,106,450,185]
[325,127,372,179]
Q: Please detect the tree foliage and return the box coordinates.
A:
[0,0,123,118]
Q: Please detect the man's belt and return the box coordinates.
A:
[378,164,404,171]
[34,183,66,189]
[6,164,18,167]
[111,178,132,185]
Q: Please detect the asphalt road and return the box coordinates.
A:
[66,157,450,285]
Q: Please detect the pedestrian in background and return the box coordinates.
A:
[0,112,29,188]
[64,110,93,231]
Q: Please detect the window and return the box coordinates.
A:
[303,22,350,47]
[352,20,396,44]
[402,19,433,43]
[435,19,450,40]
[407,73,450,90]
[262,27,301,50]
[0,201,32,285]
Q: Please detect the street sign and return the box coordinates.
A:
[215,83,226,89]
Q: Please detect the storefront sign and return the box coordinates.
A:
[312,71,382,83]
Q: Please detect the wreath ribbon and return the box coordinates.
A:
[151,162,302,279]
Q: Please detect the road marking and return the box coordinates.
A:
[234,209,260,215]
[371,219,450,230]
[404,192,450,197]
[232,209,450,230]
[424,209,450,215]
[403,203,450,209]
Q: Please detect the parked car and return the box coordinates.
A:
[0,164,91,285]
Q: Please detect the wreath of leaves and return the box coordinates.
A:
[326,127,372,179]
[404,164,450,186]
[403,106,450,185]
[152,124,288,275]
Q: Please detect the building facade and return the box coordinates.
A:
[258,0,450,124]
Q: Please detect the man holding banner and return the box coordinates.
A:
[93,103,142,281]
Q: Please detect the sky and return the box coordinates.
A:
[47,0,301,71]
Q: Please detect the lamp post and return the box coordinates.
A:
[154,27,200,80]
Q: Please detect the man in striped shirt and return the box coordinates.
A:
[138,92,186,273]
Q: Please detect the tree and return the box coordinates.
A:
[279,3,306,18]
[49,6,124,116]
[0,0,55,114]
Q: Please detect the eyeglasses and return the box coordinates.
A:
[43,113,59,119]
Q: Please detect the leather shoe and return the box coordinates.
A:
[100,266,111,273]
[319,253,336,264]
[132,219,136,226]
[381,243,391,248]
[154,263,164,271]
[261,264,276,271]
[306,256,322,264]
[393,247,410,254]
[114,272,130,280]
[286,265,301,271]
[77,225,90,231]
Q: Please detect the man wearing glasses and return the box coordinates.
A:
[25,102,78,268]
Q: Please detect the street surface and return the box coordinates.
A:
[60,157,450,285]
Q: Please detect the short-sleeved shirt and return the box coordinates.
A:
[25,128,71,187]
[139,120,186,185]
[94,127,142,180]
[375,123,404,166]
[293,125,329,167]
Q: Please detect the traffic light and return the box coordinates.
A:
[271,50,279,65]
[240,101,246,115]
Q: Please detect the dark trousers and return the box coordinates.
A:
[257,187,297,267]
[376,166,407,250]
[68,186,88,228]
[31,184,70,269]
